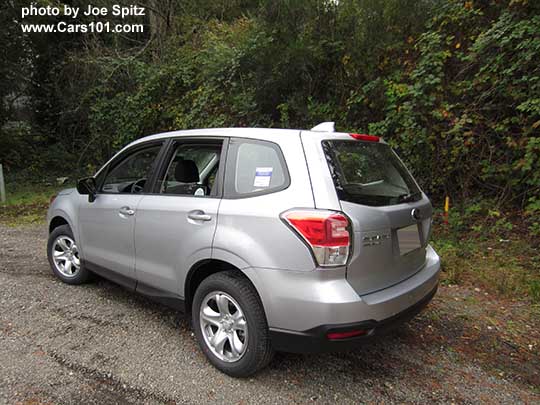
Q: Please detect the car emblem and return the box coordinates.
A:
[411,208,422,221]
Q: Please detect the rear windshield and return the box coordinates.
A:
[322,140,421,207]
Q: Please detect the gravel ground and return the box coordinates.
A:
[0,224,538,404]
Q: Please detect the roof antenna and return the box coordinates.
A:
[310,122,335,132]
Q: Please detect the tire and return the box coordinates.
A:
[47,224,91,285]
[192,271,274,377]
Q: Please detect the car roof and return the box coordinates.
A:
[128,127,302,147]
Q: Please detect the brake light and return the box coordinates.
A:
[50,195,57,204]
[349,133,380,142]
[281,210,351,267]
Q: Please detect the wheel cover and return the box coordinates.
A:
[199,291,248,362]
[52,236,81,277]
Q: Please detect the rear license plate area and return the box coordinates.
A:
[397,224,421,255]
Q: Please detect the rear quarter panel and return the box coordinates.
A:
[212,131,316,271]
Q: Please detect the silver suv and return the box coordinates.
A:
[47,123,440,377]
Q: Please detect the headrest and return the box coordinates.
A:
[174,159,199,183]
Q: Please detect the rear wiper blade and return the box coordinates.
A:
[397,192,421,203]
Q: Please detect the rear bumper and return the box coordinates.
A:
[243,245,440,352]
[269,284,437,353]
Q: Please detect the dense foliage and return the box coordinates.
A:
[1,1,539,219]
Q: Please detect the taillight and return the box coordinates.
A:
[349,133,380,142]
[50,195,57,204]
[281,210,351,267]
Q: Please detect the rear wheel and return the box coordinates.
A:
[47,224,91,284]
[192,271,274,377]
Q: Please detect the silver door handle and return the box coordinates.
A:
[188,212,212,221]
[119,206,135,216]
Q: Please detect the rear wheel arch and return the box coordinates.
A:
[185,259,263,315]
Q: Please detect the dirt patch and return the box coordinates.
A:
[1,224,539,404]
[404,287,540,390]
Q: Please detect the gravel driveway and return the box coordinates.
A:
[1,224,538,404]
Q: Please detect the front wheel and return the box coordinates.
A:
[47,224,91,284]
[192,271,274,377]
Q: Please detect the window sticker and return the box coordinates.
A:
[253,167,273,187]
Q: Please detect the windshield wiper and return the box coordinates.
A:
[397,191,421,203]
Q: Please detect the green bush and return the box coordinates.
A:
[2,0,539,209]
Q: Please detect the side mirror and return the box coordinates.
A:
[77,177,97,202]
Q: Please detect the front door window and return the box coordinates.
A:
[101,145,162,194]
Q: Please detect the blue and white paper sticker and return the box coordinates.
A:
[253,167,273,187]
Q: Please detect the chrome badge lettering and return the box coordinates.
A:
[362,233,390,246]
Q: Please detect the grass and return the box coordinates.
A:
[432,229,540,304]
[0,183,72,226]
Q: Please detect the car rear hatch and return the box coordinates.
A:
[301,132,432,296]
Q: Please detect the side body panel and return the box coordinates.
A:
[78,193,143,279]
[134,195,220,295]
[213,131,316,272]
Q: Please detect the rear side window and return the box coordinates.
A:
[322,140,421,207]
[224,138,289,198]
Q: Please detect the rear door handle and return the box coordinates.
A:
[188,210,212,221]
[119,206,135,216]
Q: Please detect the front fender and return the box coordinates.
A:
[47,193,82,254]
